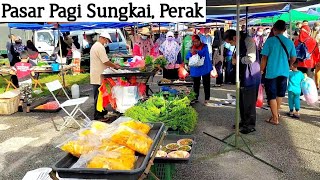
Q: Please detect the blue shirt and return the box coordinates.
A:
[261,34,296,79]
[288,70,305,94]
[186,44,213,77]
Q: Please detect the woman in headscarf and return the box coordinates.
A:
[26,40,42,66]
[159,31,181,79]
[132,27,154,58]
[186,35,213,105]
[295,25,320,78]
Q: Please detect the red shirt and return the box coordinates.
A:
[13,62,33,82]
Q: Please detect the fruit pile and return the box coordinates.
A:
[35,101,60,110]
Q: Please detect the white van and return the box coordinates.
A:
[33,30,59,56]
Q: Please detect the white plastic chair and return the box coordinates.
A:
[46,80,91,130]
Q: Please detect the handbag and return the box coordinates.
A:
[188,54,205,67]
[213,45,224,64]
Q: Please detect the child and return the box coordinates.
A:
[287,61,305,119]
[11,51,34,113]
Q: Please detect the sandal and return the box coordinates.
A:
[266,117,279,125]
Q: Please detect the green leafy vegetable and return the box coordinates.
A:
[124,94,198,133]
[154,56,168,68]
[145,55,154,66]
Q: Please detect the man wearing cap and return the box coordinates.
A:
[90,32,120,120]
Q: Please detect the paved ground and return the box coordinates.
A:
[0,79,319,180]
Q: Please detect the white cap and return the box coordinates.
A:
[99,32,112,42]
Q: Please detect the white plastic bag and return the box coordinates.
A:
[301,77,319,105]
[188,54,205,67]
[112,86,139,113]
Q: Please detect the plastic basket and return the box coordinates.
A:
[51,63,60,72]
[148,163,175,180]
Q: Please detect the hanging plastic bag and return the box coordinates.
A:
[210,66,218,78]
[178,64,189,79]
[301,77,319,105]
[138,83,147,97]
[188,54,205,67]
[256,84,264,108]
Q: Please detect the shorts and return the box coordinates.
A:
[264,76,288,101]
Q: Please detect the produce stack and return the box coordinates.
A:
[125,92,198,134]
[58,120,154,170]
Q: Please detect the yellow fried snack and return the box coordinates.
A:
[126,133,153,155]
[60,140,95,157]
[109,126,153,155]
[79,129,94,137]
[91,121,110,131]
[99,140,135,156]
[87,152,136,170]
[120,120,152,134]
[109,126,132,146]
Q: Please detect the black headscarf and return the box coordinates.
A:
[57,36,69,57]
[26,40,38,52]
[72,36,81,49]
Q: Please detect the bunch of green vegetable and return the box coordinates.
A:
[125,95,198,133]
[154,56,168,68]
[145,55,154,66]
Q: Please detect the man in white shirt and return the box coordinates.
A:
[90,32,120,120]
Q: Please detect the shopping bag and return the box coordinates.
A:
[256,84,264,108]
[210,66,218,78]
[301,77,319,105]
[188,54,205,67]
[178,64,189,79]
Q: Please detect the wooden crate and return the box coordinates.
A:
[0,89,20,115]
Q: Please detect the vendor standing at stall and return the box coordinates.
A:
[90,32,120,121]
[132,27,154,58]
[159,31,181,79]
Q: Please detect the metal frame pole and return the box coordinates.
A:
[235,0,241,148]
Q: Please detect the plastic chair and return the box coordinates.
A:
[45,80,91,130]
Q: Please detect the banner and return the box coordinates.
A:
[0,0,206,22]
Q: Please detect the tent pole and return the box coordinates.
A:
[246,6,248,32]
[57,23,66,88]
[235,0,241,148]
[289,10,292,40]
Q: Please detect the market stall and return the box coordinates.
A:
[51,117,196,180]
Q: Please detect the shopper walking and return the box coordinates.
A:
[261,20,297,125]
[186,35,213,105]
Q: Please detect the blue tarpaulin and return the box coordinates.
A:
[206,4,290,21]
[8,22,136,31]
